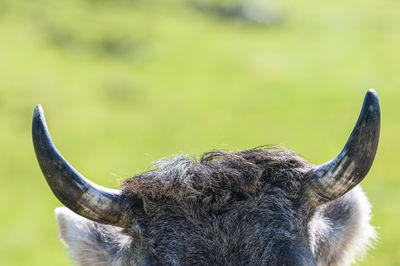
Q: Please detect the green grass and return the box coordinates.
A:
[0,0,399,265]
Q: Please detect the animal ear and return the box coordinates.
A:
[55,207,133,265]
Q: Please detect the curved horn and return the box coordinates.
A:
[308,89,380,207]
[32,105,131,227]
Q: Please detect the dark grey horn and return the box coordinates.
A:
[308,89,380,207]
[32,105,131,227]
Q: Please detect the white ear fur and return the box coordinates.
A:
[54,207,113,265]
[344,186,377,264]
[309,186,376,266]
[55,207,90,247]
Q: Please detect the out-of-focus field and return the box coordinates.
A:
[0,0,399,265]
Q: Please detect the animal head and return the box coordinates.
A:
[33,89,380,266]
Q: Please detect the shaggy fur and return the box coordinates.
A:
[122,148,312,209]
[56,148,375,266]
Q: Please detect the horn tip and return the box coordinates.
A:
[365,89,378,101]
[32,105,48,138]
[33,104,44,118]
[364,88,380,114]
[365,88,378,102]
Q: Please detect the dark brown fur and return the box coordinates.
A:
[122,148,313,210]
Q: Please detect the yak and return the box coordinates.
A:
[32,89,380,266]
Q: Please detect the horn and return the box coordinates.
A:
[32,105,131,227]
[308,89,380,207]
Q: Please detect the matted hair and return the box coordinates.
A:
[122,147,313,210]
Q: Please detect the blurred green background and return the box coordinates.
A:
[0,0,399,265]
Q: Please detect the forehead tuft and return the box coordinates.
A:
[121,148,312,206]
